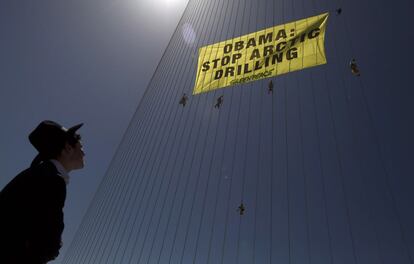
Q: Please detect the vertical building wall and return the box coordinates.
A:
[62,0,413,263]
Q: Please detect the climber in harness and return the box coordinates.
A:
[268,80,274,94]
[237,202,245,215]
[179,93,188,107]
[214,95,224,108]
[350,58,361,76]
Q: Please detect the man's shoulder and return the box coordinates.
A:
[1,167,33,194]
[1,162,63,194]
[12,161,57,177]
[32,161,66,186]
[15,161,59,182]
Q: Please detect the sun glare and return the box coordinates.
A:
[163,0,181,7]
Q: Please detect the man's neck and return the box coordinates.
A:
[55,157,72,173]
[49,159,70,185]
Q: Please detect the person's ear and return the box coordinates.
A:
[63,142,74,153]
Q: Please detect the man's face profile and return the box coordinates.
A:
[63,140,85,170]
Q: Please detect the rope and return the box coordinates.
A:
[189,0,234,263]
[309,71,335,264]
[203,5,240,263]
[203,0,240,263]
[65,0,200,262]
[153,4,215,262]
[138,0,230,261]
[120,0,214,262]
[94,9,193,262]
[280,0,292,262]
[269,0,275,260]
[252,0,269,262]
[327,6,385,263]
[219,0,248,262]
[162,2,231,260]
[292,1,312,263]
[337,5,413,263]
[177,0,230,261]
[328,17,384,263]
[145,0,214,261]
[235,0,256,261]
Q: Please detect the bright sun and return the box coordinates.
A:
[163,0,181,7]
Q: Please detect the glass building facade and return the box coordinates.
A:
[62,0,413,263]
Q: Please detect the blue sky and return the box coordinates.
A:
[0,0,188,263]
[1,0,414,263]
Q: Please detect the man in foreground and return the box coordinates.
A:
[0,120,85,264]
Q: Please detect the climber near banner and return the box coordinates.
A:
[214,95,224,109]
[336,8,342,15]
[179,93,188,107]
[268,80,274,94]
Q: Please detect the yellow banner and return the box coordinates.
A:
[193,13,329,95]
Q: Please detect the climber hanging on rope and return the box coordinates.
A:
[214,95,224,108]
[237,202,245,215]
[336,8,342,15]
[268,80,274,94]
[179,93,188,107]
[350,58,361,76]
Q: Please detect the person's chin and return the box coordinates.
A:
[76,160,85,170]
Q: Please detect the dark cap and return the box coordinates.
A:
[29,120,83,156]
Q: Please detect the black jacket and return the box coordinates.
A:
[0,161,66,263]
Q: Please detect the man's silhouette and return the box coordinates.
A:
[0,120,85,264]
